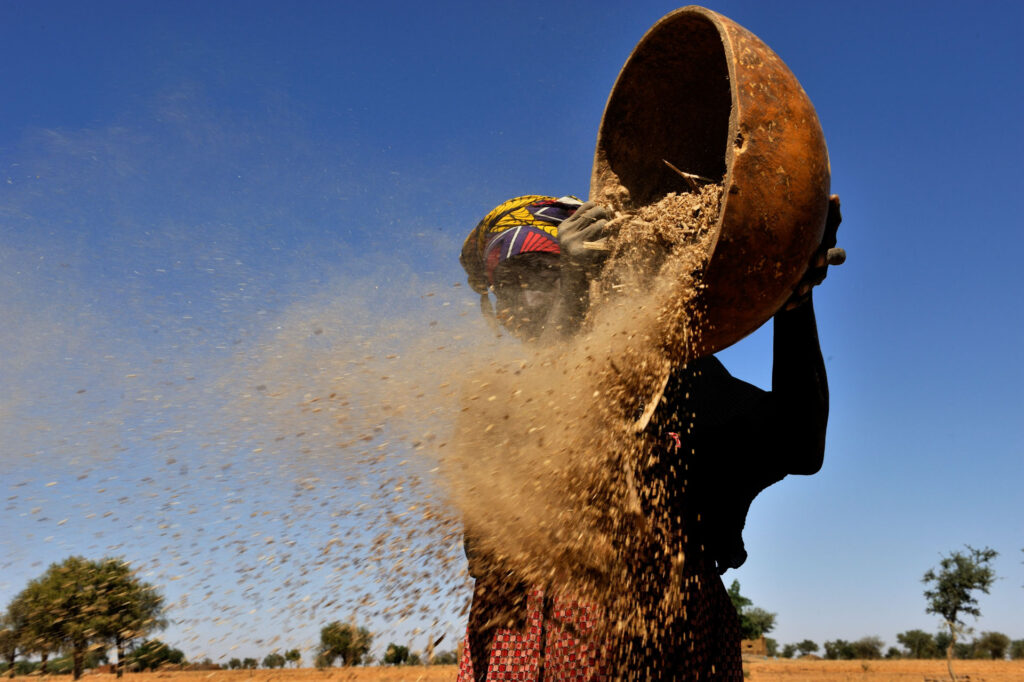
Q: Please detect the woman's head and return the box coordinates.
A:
[461,195,582,340]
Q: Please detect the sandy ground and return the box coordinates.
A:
[71,660,1024,681]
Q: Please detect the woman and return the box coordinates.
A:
[456,194,843,681]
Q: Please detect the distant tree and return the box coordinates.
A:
[227,658,242,670]
[923,545,998,681]
[764,638,778,657]
[726,581,777,639]
[1009,639,1024,660]
[897,630,939,659]
[126,639,184,671]
[795,640,818,657]
[127,638,185,667]
[935,630,952,656]
[743,608,777,640]
[972,632,1010,660]
[241,657,258,670]
[885,647,902,659]
[850,636,884,660]
[317,622,372,667]
[934,630,975,659]
[284,649,301,667]
[262,652,285,669]
[823,639,854,660]
[780,644,797,659]
[383,643,409,665]
[432,650,458,665]
[408,652,421,665]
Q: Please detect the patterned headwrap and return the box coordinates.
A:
[460,195,582,295]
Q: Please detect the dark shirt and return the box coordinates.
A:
[644,302,828,573]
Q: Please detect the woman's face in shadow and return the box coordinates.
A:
[491,254,561,341]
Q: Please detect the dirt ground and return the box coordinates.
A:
[745,657,1024,682]
[76,660,1024,682]
[79,671,454,682]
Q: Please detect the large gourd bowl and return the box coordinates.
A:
[591,5,831,356]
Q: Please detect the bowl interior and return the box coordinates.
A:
[593,11,731,207]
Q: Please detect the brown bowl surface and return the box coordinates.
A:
[591,5,831,355]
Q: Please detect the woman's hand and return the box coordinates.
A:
[558,201,613,275]
[784,194,845,310]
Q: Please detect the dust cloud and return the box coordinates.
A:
[445,182,723,666]
[0,98,496,657]
[2,86,724,668]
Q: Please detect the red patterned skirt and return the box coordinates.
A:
[457,571,743,681]
[457,589,609,682]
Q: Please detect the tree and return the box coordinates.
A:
[795,640,819,657]
[227,658,242,670]
[1009,639,1024,660]
[850,636,884,659]
[923,545,998,681]
[823,639,853,660]
[972,631,1010,660]
[42,649,108,675]
[317,622,372,667]
[0,613,18,679]
[953,641,973,659]
[432,650,458,665]
[764,638,778,657]
[241,657,258,669]
[884,647,902,659]
[262,652,286,669]
[726,580,752,613]
[383,643,410,665]
[9,557,101,679]
[897,630,939,659]
[6,574,63,675]
[126,639,185,671]
[780,644,797,659]
[726,581,777,639]
[7,556,167,680]
[90,558,166,678]
[284,649,301,667]
[743,608,777,640]
[935,630,952,656]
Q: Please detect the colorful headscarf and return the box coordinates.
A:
[460,195,582,294]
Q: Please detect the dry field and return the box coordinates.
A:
[82,667,456,679]
[79,671,456,682]
[745,657,1024,682]
[74,662,1024,682]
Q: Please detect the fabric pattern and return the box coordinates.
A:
[456,570,742,681]
[457,589,609,682]
[460,195,582,294]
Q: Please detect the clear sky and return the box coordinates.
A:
[2,0,1022,663]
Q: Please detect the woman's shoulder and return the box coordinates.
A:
[665,356,768,426]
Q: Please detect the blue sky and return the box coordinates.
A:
[2,0,1022,662]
